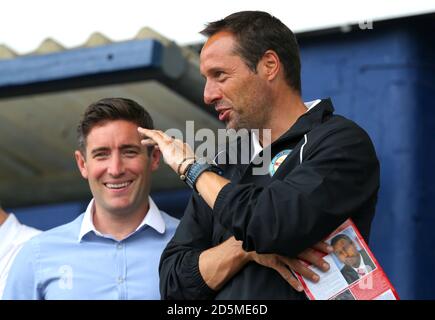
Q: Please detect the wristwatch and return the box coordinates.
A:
[180,161,224,192]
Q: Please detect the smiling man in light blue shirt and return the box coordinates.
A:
[2,98,179,300]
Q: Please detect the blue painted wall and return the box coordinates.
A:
[299,20,435,299]
[8,189,191,232]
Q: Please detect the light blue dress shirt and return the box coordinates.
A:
[2,197,179,300]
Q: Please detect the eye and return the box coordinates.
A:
[123,149,139,157]
[214,70,227,81]
[93,153,109,159]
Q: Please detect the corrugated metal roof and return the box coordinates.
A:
[0,44,17,59]
[0,27,199,60]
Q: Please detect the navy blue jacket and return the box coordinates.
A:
[159,99,380,299]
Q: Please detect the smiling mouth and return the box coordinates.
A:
[104,181,133,189]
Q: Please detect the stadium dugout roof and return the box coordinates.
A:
[0,28,222,207]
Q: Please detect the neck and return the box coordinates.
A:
[260,87,307,147]
[0,208,8,226]
[92,199,149,241]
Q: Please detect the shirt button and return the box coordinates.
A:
[117,276,124,284]
[117,243,123,250]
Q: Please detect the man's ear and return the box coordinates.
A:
[259,50,280,81]
[74,150,88,179]
[150,147,161,172]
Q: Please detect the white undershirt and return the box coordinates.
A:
[0,214,41,298]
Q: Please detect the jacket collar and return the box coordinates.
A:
[226,99,333,180]
[274,98,335,145]
[246,98,334,154]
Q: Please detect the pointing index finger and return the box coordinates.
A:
[138,127,160,140]
[137,127,151,136]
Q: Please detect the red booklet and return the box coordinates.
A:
[295,219,399,300]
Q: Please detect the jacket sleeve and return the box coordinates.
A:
[159,193,217,300]
[213,124,379,257]
[2,240,42,300]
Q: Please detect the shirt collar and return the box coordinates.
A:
[275,98,334,143]
[78,196,165,242]
[142,197,165,234]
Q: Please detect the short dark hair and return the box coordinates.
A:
[201,11,302,94]
[330,234,353,247]
[77,97,153,153]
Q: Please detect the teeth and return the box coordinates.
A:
[105,182,130,189]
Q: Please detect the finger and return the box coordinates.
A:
[312,241,334,254]
[273,263,304,292]
[139,129,176,152]
[298,249,330,272]
[140,138,157,146]
[137,127,151,137]
[137,127,165,143]
[284,258,320,283]
[152,130,172,140]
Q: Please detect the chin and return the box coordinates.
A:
[107,200,133,212]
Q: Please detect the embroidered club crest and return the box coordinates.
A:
[269,149,292,176]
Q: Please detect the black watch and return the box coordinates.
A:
[181,161,224,192]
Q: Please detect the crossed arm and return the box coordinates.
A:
[138,128,333,294]
[199,236,331,292]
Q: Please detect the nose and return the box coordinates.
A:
[107,153,125,177]
[203,79,222,105]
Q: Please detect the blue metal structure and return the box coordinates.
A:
[299,14,435,299]
[0,38,207,111]
[0,40,162,91]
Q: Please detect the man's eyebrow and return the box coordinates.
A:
[90,144,142,155]
[119,144,141,150]
[201,66,225,77]
[207,67,225,75]
[90,147,110,155]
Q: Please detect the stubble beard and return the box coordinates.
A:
[229,96,272,132]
